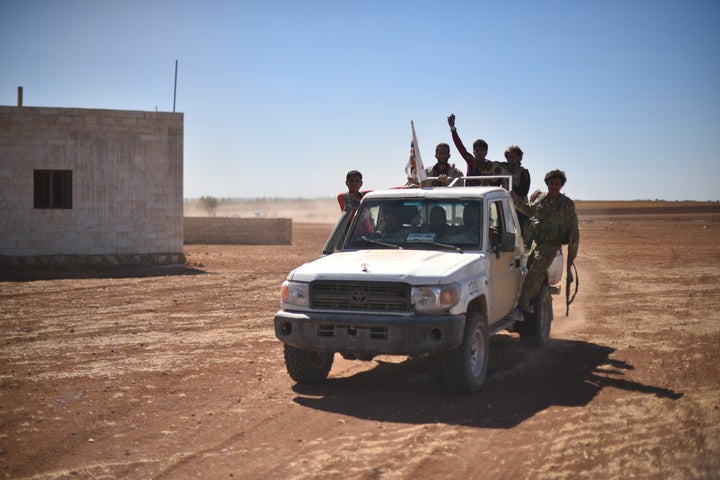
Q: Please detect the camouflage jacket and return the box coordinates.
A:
[474,161,530,196]
[515,192,579,257]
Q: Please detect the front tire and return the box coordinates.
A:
[440,310,489,393]
[283,345,334,384]
[519,284,553,348]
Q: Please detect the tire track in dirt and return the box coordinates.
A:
[2,215,719,479]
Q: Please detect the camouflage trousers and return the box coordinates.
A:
[518,243,559,309]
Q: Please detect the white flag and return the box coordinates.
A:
[410,120,427,183]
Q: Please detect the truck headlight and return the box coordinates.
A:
[412,284,460,313]
[281,281,309,308]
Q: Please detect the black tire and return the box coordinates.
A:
[519,284,553,348]
[283,345,334,384]
[440,310,489,393]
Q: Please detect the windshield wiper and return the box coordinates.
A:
[401,240,464,253]
[353,236,403,249]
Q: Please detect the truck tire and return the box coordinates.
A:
[283,345,334,384]
[519,284,552,348]
[440,310,489,393]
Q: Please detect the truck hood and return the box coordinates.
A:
[287,249,487,285]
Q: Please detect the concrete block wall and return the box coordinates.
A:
[184,218,292,245]
[0,106,184,265]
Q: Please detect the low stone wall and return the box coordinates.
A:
[0,252,185,268]
[0,218,291,268]
[184,217,292,245]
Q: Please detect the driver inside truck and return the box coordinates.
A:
[378,209,403,240]
[464,203,480,228]
[459,203,481,242]
[428,205,449,237]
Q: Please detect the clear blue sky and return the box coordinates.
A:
[2,0,719,201]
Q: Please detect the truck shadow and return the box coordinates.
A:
[291,335,683,428]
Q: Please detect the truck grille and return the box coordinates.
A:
[311,281,411,312]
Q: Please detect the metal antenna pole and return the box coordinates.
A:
[173,60,178,112]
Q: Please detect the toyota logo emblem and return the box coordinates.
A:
[350,289,368,306]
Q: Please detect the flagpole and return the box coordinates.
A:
[411,121,427,184]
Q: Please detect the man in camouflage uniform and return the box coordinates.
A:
[513,169,579,314]
[503,145,531,197]
[503,146,532,243]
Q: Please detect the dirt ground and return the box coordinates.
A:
[1,203,719,479]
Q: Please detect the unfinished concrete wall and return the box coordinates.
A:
[184,218,292,245]
[0,106,184,266]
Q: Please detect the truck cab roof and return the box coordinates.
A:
[363,186,510,202]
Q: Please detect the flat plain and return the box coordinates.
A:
[1,200,719,479]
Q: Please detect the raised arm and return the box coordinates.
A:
[447,114,474,163]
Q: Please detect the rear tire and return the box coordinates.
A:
[440,310,489,393]
[519,284,552,348]
[283,345,334,384]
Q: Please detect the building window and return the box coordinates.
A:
[34,170,73,209]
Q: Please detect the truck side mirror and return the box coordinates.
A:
[500,232,516,252]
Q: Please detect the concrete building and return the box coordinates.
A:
[0,105,184,267]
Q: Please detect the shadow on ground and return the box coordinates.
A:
[292,335,683,428]
[0,264,207,282]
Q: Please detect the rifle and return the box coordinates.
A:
[565,236,579,316]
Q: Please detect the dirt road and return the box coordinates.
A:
[2,207,719,479]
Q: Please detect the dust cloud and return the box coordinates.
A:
[552,308,589,336]
[185,198,340,224]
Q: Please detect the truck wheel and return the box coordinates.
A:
[440,310,489,393]
[519,284,552,348]
[283,345,334,384]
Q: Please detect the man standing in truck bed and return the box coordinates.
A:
[513,169,579,314]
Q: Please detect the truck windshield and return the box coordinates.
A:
[344,199,483,250]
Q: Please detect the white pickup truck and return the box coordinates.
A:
[274,183,563,393]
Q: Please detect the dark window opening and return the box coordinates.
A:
[34,170,73,209]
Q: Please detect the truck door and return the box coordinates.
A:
[487,199,521,321]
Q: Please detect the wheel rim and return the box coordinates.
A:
[469,328,486,378]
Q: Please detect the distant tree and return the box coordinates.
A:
[198,196,219,217]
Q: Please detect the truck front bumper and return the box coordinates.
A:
[274,310,466,355]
